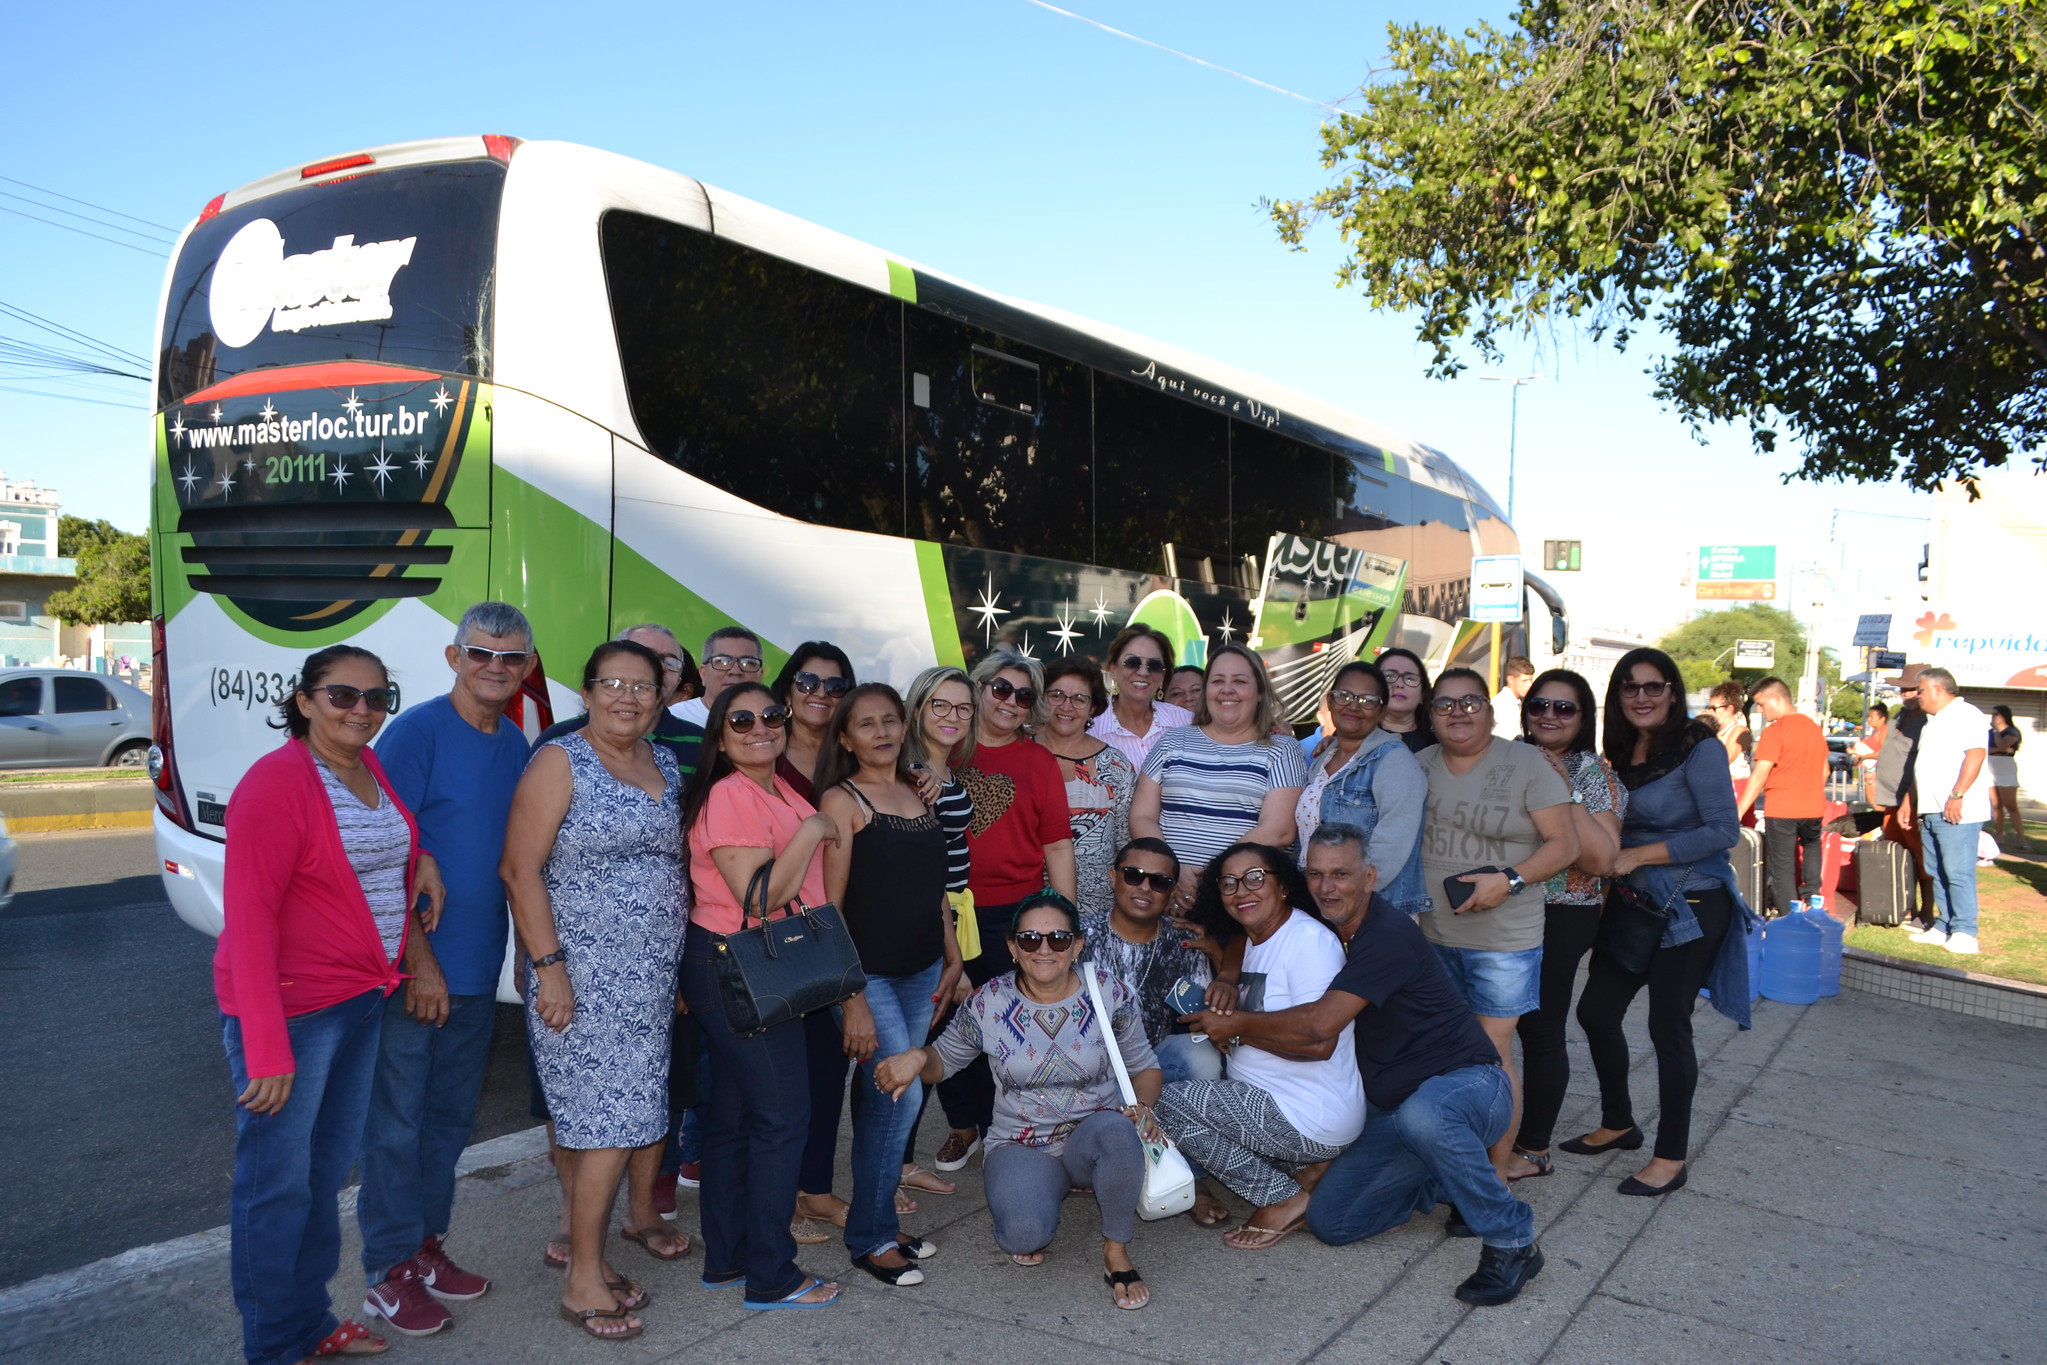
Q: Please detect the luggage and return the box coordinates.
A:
[1853,837,1915,927]
[1731,826,1768,916]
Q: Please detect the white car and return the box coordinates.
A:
[0,815,16,909]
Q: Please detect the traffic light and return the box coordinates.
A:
[1543,540,1581,572]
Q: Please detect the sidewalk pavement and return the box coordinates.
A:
[4,986,2040,1364]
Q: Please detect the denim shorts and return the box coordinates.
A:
[1431,943,1542,1017]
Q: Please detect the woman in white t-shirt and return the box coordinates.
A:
[1154,842,1363,1249]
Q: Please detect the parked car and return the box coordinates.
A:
[0,670,153,769]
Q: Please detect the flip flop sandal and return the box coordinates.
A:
[541,1238,570,1271]
[1009,1252,1045,1267]
[304,1320,389,1358]
[1508,1149,1554,1181]
[604,1274,651,1311]
[790,1218,834,1245]
[1104,1268,1150,1311]
[558,1303,643,1341]
[895,1190,919,1216]
[899,1166,956,1196]
[1191,1199,1233,1228]
[1223,1217,1306,1251]
[622,1225,692,1261]
[742,1275,842,1310]
[700,1272,745,1291]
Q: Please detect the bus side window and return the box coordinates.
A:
[1092,374,1227,578]
[1229,423,1334,562]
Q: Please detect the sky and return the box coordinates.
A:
[1,0,1937,652]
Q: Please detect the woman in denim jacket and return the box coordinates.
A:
[1567,648,1754,1199]
[1298,661,1428,915]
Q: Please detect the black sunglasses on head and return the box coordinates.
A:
[1117,865,1177,893]
[982,677,1038,708]
[791,671,851,698]
[312,683,400,714]
[727,705,791,733]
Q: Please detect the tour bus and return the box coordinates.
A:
[149,135,1565,963]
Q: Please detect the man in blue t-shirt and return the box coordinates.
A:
[1178,823,1543,1308]
[357,602,535,1336]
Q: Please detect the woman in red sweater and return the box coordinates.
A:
[217,645,442,1365]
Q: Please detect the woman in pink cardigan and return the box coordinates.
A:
[217,644,443,1365]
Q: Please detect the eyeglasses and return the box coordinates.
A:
[727,705,791,733]
[1117,865,1177,893]
[312,683,400,713]
[594,677,659,698]
[460,646,532,668]
[1430,695,1487,716]
[926,698,975,719]
[1217,867,1272,895]
[1619,679,1671,698]
[706,653,764,674]
[1330,689,1384,709]
[1119,655,1168,675]
[791,671,851,699]
[1011,929,1078,952]
[1525,698,1581,717]
[1044,687,1092,709]
[982,678,1038,708]
[1381,670,1422,687]
[657,654,684,673]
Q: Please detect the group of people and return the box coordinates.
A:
[213,603,1761,1363]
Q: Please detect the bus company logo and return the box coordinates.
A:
[208,218,418,348]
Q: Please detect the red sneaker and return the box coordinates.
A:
[414,1235,491,1301]
[654,1171,678,1219]
[675,1160,702,1189]
[361,1263,451,1336]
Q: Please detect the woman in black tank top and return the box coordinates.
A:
[818,685,963,1287]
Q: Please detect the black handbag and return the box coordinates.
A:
[709,861,867,1036]
[1595,870,1691,975]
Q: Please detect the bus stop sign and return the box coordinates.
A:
[1470,555,1524,623]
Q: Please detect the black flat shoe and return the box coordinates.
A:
[851,1252,925,1286]
[1558,1127,1644,1155]
[1617,1167,1688,1197]
[1454,1242,1545,1307]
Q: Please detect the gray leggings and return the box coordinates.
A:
[1156,1078,1342,1207]
[983,1110,1144,1252]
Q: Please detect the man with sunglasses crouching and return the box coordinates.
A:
[1180,824,1544,1307]
[355,602,538,1336]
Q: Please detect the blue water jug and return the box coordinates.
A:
[1807,896,1844,998]
[1760,910,1823,1005]
[1745,913,1765,1002]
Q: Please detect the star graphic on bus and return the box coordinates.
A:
[342,390,363,419]
[210,405,223,421]
[259,399,277,421]
[1088,590,1113,631]
[1016,632,1036,660]
[969,575,1009,643]
[176,462,201,497]
[411,447,433,476]
[1215,609,1240,646]
[217,470,236,497]
[1050,602,1082,655]
[430,384,454,415]
[169,413,187,445]
[366,444,397,494]
[330,459,353,492]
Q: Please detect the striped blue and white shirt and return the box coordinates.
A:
[1142,725,1308,871]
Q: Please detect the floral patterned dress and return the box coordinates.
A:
[1061,742,1135,921]
[526,733,685,1150]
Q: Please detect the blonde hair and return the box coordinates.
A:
[1195,645,1279,741]
[970,649,1049,732]
[904,665,976,770]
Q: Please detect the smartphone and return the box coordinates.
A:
[1442,867,1502,913]
[1165,976,1209,1017]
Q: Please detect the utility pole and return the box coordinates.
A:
[1478,373,1544,523]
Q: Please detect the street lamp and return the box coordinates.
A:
[1477,373,1544,523]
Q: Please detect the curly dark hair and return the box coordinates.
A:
[1186,841,1332,946]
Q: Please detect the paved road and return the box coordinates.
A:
[0,829,538,1288]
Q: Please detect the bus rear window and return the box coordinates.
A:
[158,162,504,406]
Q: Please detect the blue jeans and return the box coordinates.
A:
[1920,813,1983,938]
[1155,1032,1224,1085]
[846,962,941,1258]
[1305,1063,1533,1251]
[1431,943,1543,1017]
[356,990,496,1283]
[679,925,811,1300]
[223,988,386,1365]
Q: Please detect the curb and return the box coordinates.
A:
[1841,945,2047,1029]
[0,1125,552,1344]
[0,779,154,833]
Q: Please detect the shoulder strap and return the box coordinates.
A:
[743,860,774,927]
[841,780,877,817]
[1083,963,1138,1108]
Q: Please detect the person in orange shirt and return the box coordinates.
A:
[1735,678,1827,914]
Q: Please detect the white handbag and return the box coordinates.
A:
[1083,963,1197,1220]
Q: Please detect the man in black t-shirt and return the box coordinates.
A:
[1181,824,1542,1307]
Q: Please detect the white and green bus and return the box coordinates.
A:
[149,134,1564,946]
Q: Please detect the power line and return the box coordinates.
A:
[0,300,149,366]
[0,383,146,410]
[0,174,176,234]
[0,203,168,258]
[0,190,174,245]
[1020,0,1347,115]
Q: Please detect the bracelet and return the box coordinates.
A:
[532,949,567,969]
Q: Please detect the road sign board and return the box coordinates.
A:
[1697,580,1777,600]
[1469,555,1524,623]
[1542,539,1581,572]
[1873,650,1907,669]
[1853,614,1892,647]
[1734,639,1777,668]
[1696,545,1776,598]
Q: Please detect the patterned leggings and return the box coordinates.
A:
[1155,1079,1342,1207]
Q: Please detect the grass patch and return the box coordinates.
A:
[1846,820,2047,987]
[0,768,148,785]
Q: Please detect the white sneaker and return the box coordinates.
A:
[1944,933,1981,955]
[1907,926,1949,944]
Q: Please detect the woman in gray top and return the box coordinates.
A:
[876,893,1161,1311]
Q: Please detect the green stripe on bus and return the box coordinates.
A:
[1383,448,1396,473]
[887,260,918,304]
[612,535,791,681]
[914,540,965,669]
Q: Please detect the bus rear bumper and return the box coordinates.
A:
[156,809,225,937]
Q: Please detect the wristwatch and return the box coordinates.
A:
[532,949,567,969]
[1502,868,1527,896]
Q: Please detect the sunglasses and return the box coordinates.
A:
[1117,865,1177,893]
[1119,655,1168,675]
[1525,698,1581,717]
[1011,929,1078,952]
[1619,680,1671,698]
[706,653,764,674]
[791,671,851,699]
[1430,695,1487,716]
[727,705,791,733]
[1217,867,1272,895]
[594,677,658,698]
[1330,688,1384,709]
[313,683,400,713]
[460,646,532,668]
[926,698,974,719]
[982,678,1038,708]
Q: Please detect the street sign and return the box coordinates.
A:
[1695,544,1776,599]
[1734,639,1777,668]
[1873,650,1907,669]
[1853,614,1892,648]
[1542,539,1581,572]
[1469,555,1524,623]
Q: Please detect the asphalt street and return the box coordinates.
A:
[0,829,538,1289]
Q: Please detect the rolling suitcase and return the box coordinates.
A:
[1854,838,1914,927]
[1732,826,1768,915]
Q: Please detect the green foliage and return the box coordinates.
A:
[1828,685,1870,722]
[1656,604,1810,684]
[1273,0,2047,488]
[48,529,150,627]
[57,515,123,557]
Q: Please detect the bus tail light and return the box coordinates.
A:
[301,152,375,180]
[150,615,194,831]
[197,193,225,224]
[482,135,522,163]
